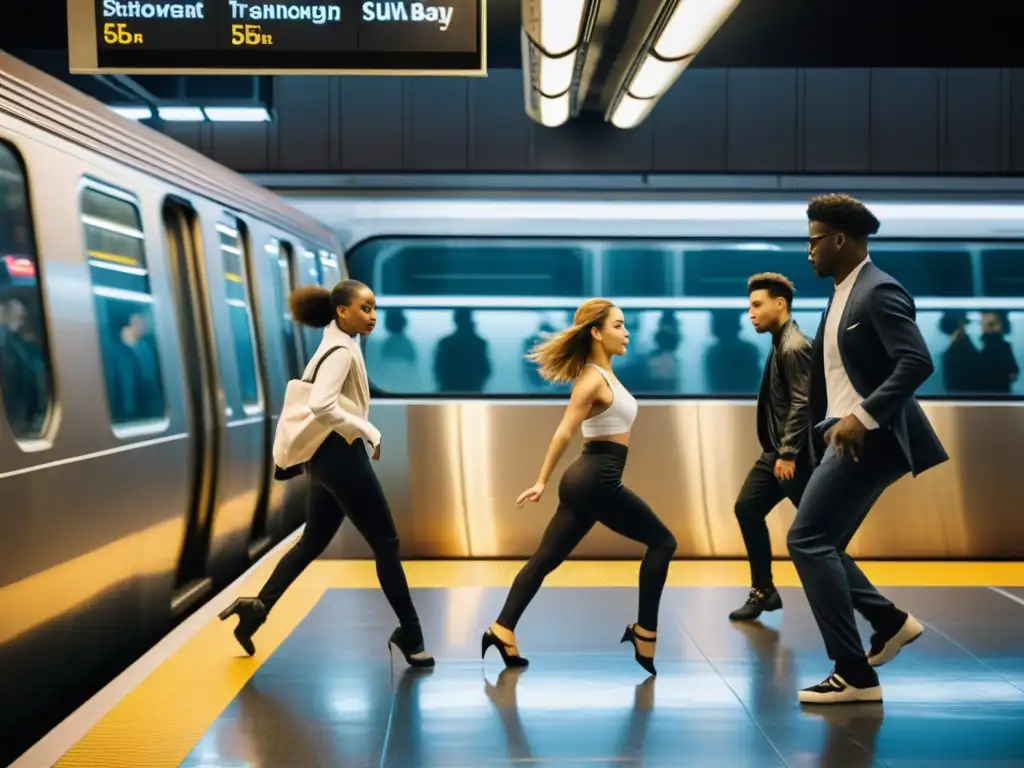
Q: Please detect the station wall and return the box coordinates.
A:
[158,68,1024,175]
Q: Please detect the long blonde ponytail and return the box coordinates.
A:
[526,299,615,383]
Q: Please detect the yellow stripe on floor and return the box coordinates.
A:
[54,558,337,768]
[53,558,1024,768]
[330,559,1024,589]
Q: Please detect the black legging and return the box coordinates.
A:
[497,441,677,632]
[258,433,424,647]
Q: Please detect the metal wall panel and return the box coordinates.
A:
[142,68,1024,175]
[325,402,1024,561]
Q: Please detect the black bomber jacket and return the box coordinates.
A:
[755,318,812,461]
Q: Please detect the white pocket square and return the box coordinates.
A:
[846,322,860,331]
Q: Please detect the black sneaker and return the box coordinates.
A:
[799,670,882,705]
[868,612,924,667]
[729,587,783,621]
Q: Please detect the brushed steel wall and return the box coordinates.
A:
[326,401,1024,560]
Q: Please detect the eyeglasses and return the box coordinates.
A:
[807,233,832,251]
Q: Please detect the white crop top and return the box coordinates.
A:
[580,364,638,439]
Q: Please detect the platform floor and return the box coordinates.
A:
[43,559,1024,767]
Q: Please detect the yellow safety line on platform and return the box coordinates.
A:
[54,559,1024,768]
[330,559,1024,589]
[54,558,337,768]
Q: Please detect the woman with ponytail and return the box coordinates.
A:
[220,280,434,668]
[481,299,677,676]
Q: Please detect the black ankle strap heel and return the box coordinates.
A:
[620,623,657,677]
[481,628,530,668]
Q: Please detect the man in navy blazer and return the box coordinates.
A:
[790,194,949,705]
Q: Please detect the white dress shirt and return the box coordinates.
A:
[823,257,879,430]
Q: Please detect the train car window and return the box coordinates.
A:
[980,245,1024,297]
[605,247,672,297]
[218,218,261,411]
[80,183,167,430]
[319,249,341,286]
[868,244,973,297]
[0,141,55,442]
[296,246,322,355]
[347,236,1022,400]
[267,238,302,381]
[682,243,830,298]
[348,238,587,298]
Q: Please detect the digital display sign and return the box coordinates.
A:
[67,0,485,75]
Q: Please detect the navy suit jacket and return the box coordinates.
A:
[809,261,949,476]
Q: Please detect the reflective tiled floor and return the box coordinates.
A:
[181,585,1024,767]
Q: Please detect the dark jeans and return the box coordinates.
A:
[787,431,909,665]
[497,441,678,632]
[258,433,424,647]
[734,450,810,589]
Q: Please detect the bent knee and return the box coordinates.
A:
[652,531,678,557]
[734,499,763,522]
[786,525,822,559]
[371,533,401,558]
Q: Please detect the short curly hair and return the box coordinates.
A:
[747,272,795,308]
[807,194,880,239]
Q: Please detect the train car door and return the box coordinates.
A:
[202,215,268,584]
[162,197,218,615]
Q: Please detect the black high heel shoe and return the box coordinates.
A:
[218,597,266,656]
[388,626,436,668]
[620,624,657,676]
[481,629,530,668]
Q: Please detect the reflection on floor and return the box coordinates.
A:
[188,587,1024,766]
[59,562,1024,767]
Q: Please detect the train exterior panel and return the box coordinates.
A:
[0,53,342,764]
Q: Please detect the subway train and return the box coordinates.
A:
[283,192,1024,567]
[0,53,344,763]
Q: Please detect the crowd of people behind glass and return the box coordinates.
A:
[364,307,1020,397]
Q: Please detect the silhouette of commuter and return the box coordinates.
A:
[937,310,980,393]
[522,319,557,392]
[433,308,492,394]
[975,311,1019,393]
[107,312,162,421]
[705,310,762,395]
[626,310,682,394]
[0,297,47,435]
[371,308,420,393]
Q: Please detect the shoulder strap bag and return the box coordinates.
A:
[272,346,343,479]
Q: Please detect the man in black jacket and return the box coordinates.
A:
[729,272,812,622]
[792,194,947,705]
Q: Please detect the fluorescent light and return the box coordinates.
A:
[610,95,655,129]
[537,0,588,55]
[654,0,743,59]
[204,107,271,122]
[628,54,690,99]
[538,49,577,96]
[109,105,152,120]
[157,106,205,122]
[538,93,570,128]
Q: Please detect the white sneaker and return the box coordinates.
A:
[799,672,882,705]
[868,613,924,667]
